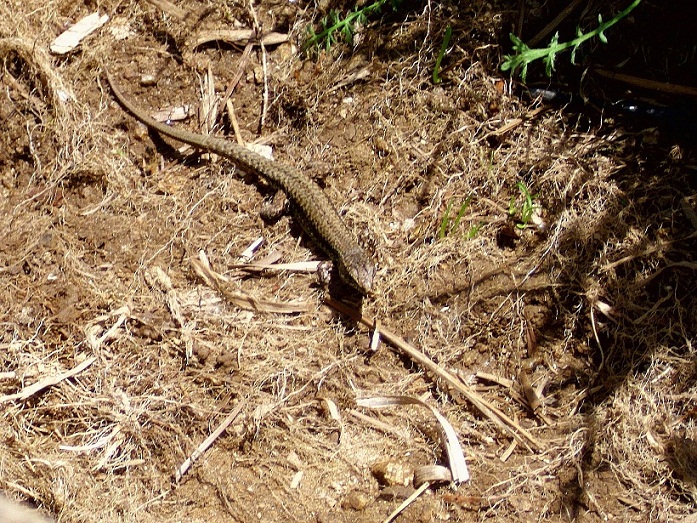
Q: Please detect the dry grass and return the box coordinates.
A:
[0,0,695,521]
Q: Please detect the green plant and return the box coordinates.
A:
[466,223,482,239]
[509,182,538,229]
[305,0,403,52]
[439,197,471,239]
[432,24,452,84]
[501,0,642,82]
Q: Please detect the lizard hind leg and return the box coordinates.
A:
[259,189,289,223]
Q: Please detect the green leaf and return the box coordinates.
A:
[544,54,555,77]
[304,0,396,53]
[570,44,578,64]
[439,200,453,239]
[432,24,453,84]
[500,0,643,81]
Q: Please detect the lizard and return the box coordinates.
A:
[104,69,375,294]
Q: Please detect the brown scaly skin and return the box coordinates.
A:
[105,69,375,294]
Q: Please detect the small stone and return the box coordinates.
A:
[341,490,370,511]
[192,342,210,363]
[371,460,414,487]
[140,74,157,86]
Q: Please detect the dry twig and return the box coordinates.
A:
[324,298,543,451]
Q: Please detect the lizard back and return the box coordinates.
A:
[105,69,375,293]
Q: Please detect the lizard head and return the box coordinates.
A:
[339,247,376,295]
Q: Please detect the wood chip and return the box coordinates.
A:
[50,12,108,54]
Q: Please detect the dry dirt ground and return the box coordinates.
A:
[1,0,696,522]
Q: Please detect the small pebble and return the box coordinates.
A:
[371,460,414,487]
[341,490,370,511]
[140,74,157,86]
